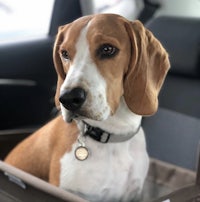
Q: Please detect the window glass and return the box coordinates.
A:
[0,0,54,44]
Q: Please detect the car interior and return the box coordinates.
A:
[0,0,200,201]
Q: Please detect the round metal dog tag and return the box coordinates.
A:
[75,146,89,161]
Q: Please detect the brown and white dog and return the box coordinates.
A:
[5,14,170,201]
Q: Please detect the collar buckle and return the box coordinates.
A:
[83,121,141,143]
[85,124,111,143]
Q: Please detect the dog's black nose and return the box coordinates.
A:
[59,88,87,111]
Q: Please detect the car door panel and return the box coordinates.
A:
[0,37,56,129]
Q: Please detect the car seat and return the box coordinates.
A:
[143,16,200,170]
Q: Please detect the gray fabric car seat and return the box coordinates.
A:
[146,16,200,118]
[143,108,200,170]
[142,16,200,170]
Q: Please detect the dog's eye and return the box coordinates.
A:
[61,50,70,60]
[97,44,118,59]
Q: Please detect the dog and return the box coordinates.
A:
[5,14,170,201]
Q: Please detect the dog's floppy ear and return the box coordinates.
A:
[124,20,170,116]
[53,25,69,109]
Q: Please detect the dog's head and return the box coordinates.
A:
[53,14,170,122]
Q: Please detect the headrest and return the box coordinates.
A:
[146,17,200,78]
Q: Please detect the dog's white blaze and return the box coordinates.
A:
[60,25,111,121]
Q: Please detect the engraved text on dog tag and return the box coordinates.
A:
[75,146,89,161]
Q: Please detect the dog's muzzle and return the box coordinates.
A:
[59,87,87,112]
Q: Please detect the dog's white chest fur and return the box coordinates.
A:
[59,128,149,202]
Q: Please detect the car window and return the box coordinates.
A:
[0,0,55,44]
